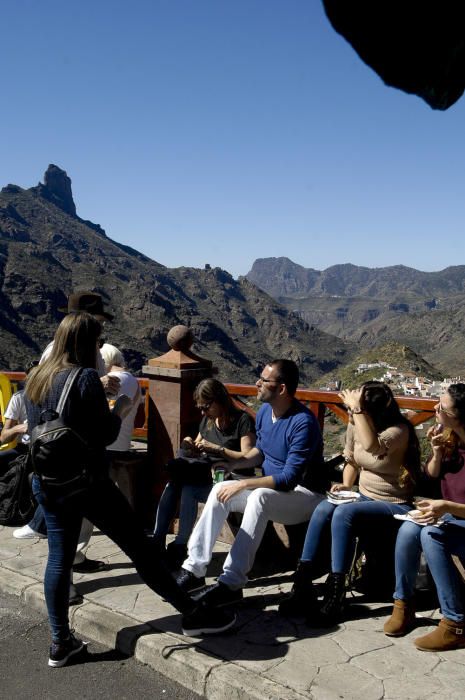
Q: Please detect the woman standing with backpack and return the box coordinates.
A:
[25,312,233,668]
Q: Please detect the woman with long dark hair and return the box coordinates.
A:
[153,377,255,569]
[280,381,421,625]
[26,313,233,667]
[384,383,465,651]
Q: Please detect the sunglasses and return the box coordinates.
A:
[197,401,213,412]
[436,400,456,418]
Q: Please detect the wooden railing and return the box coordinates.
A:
[225,384,437,430]
[1,372,437,442]
[0,372,150,441]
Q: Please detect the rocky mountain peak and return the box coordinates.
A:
[33,164,77,217]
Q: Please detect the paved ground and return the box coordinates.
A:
[0,590,202,699]
[1,524,465,699]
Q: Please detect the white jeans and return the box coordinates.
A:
[72,517,94,565]
[183,482,323,589]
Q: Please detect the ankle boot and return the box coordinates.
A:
[415,617,465,652]
[279,560,317,617]
[384,599,416,637]
[316,572,346,626]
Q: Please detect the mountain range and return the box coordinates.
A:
[0,166,354,384]
[246,257,465,376]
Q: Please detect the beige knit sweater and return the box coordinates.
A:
[343,421,413,503]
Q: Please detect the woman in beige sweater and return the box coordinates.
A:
[280,381,421,626]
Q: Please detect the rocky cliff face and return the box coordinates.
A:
[246,257,465,375]
[247,257,465,299]
[0,168,355,384]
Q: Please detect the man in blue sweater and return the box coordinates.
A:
[178,359,325,634]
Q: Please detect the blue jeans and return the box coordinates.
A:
[301,495,411,573]
[154,481,212,545]
[394,515,465,622]
[32,476,194,642]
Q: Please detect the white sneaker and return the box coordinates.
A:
[13,524,46,539]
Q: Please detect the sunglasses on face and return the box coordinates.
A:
[197,401,213,412]
[436,400,456,418]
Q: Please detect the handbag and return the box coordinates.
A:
[29,367,95,502]
[0,452,35,525]
[166,449,213,486]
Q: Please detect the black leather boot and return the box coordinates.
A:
[279,560,318,617]
[315,572,346,626]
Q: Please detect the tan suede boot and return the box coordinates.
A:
[383,599,416,637]
[415,617,465,652]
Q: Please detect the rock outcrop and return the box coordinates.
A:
[0,168,355,383]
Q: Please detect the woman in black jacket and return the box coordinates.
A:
[26,312,234,668]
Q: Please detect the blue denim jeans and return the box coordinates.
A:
[301,495,411,573]
[32,475,194,642]
[394,515,465,622]
[153,481,212,545]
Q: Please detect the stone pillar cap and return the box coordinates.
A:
[146,324,212,370]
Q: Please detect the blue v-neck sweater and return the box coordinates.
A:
[255,400,324,492]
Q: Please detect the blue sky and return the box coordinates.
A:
[2,1,464,277]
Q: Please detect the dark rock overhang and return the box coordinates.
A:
[322,0,465,110]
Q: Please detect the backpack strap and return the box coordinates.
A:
[56,367,82,416]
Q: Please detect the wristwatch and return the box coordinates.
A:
[350,407,366,414]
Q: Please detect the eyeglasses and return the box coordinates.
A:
[436,400,456,418]
[197,401,213,412]
[257,375,280,385]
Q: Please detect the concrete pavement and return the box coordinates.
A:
[1,524,465,699]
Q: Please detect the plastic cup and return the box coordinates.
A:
[214,468,225,484]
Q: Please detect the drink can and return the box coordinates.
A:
[214,468,225,484]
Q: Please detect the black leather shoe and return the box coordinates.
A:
[73,558,106,574]
[182,601,236,636]
[175,568,206,593]
[194,581,243,608]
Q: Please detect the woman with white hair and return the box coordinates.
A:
[100,344,140,452]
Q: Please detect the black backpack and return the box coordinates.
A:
[0,452,35,526]
[29,367,94,501]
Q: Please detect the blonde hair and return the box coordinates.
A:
[26,312,101,404]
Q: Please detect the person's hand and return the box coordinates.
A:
[330,483,351,493]
[112,394,132,419]
[180,437,200,456]
[197,438,223,455]
[411,499,448,523]
[426,424,445,453]
[14,422,28,436]
[216,480,247,503]
[339,388,364,412]
[101,374,120,397]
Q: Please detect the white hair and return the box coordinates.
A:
[100,343,125,370]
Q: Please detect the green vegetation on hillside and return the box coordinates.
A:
[314,341,442,390]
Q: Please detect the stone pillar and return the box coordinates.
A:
[142,325,214,500]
